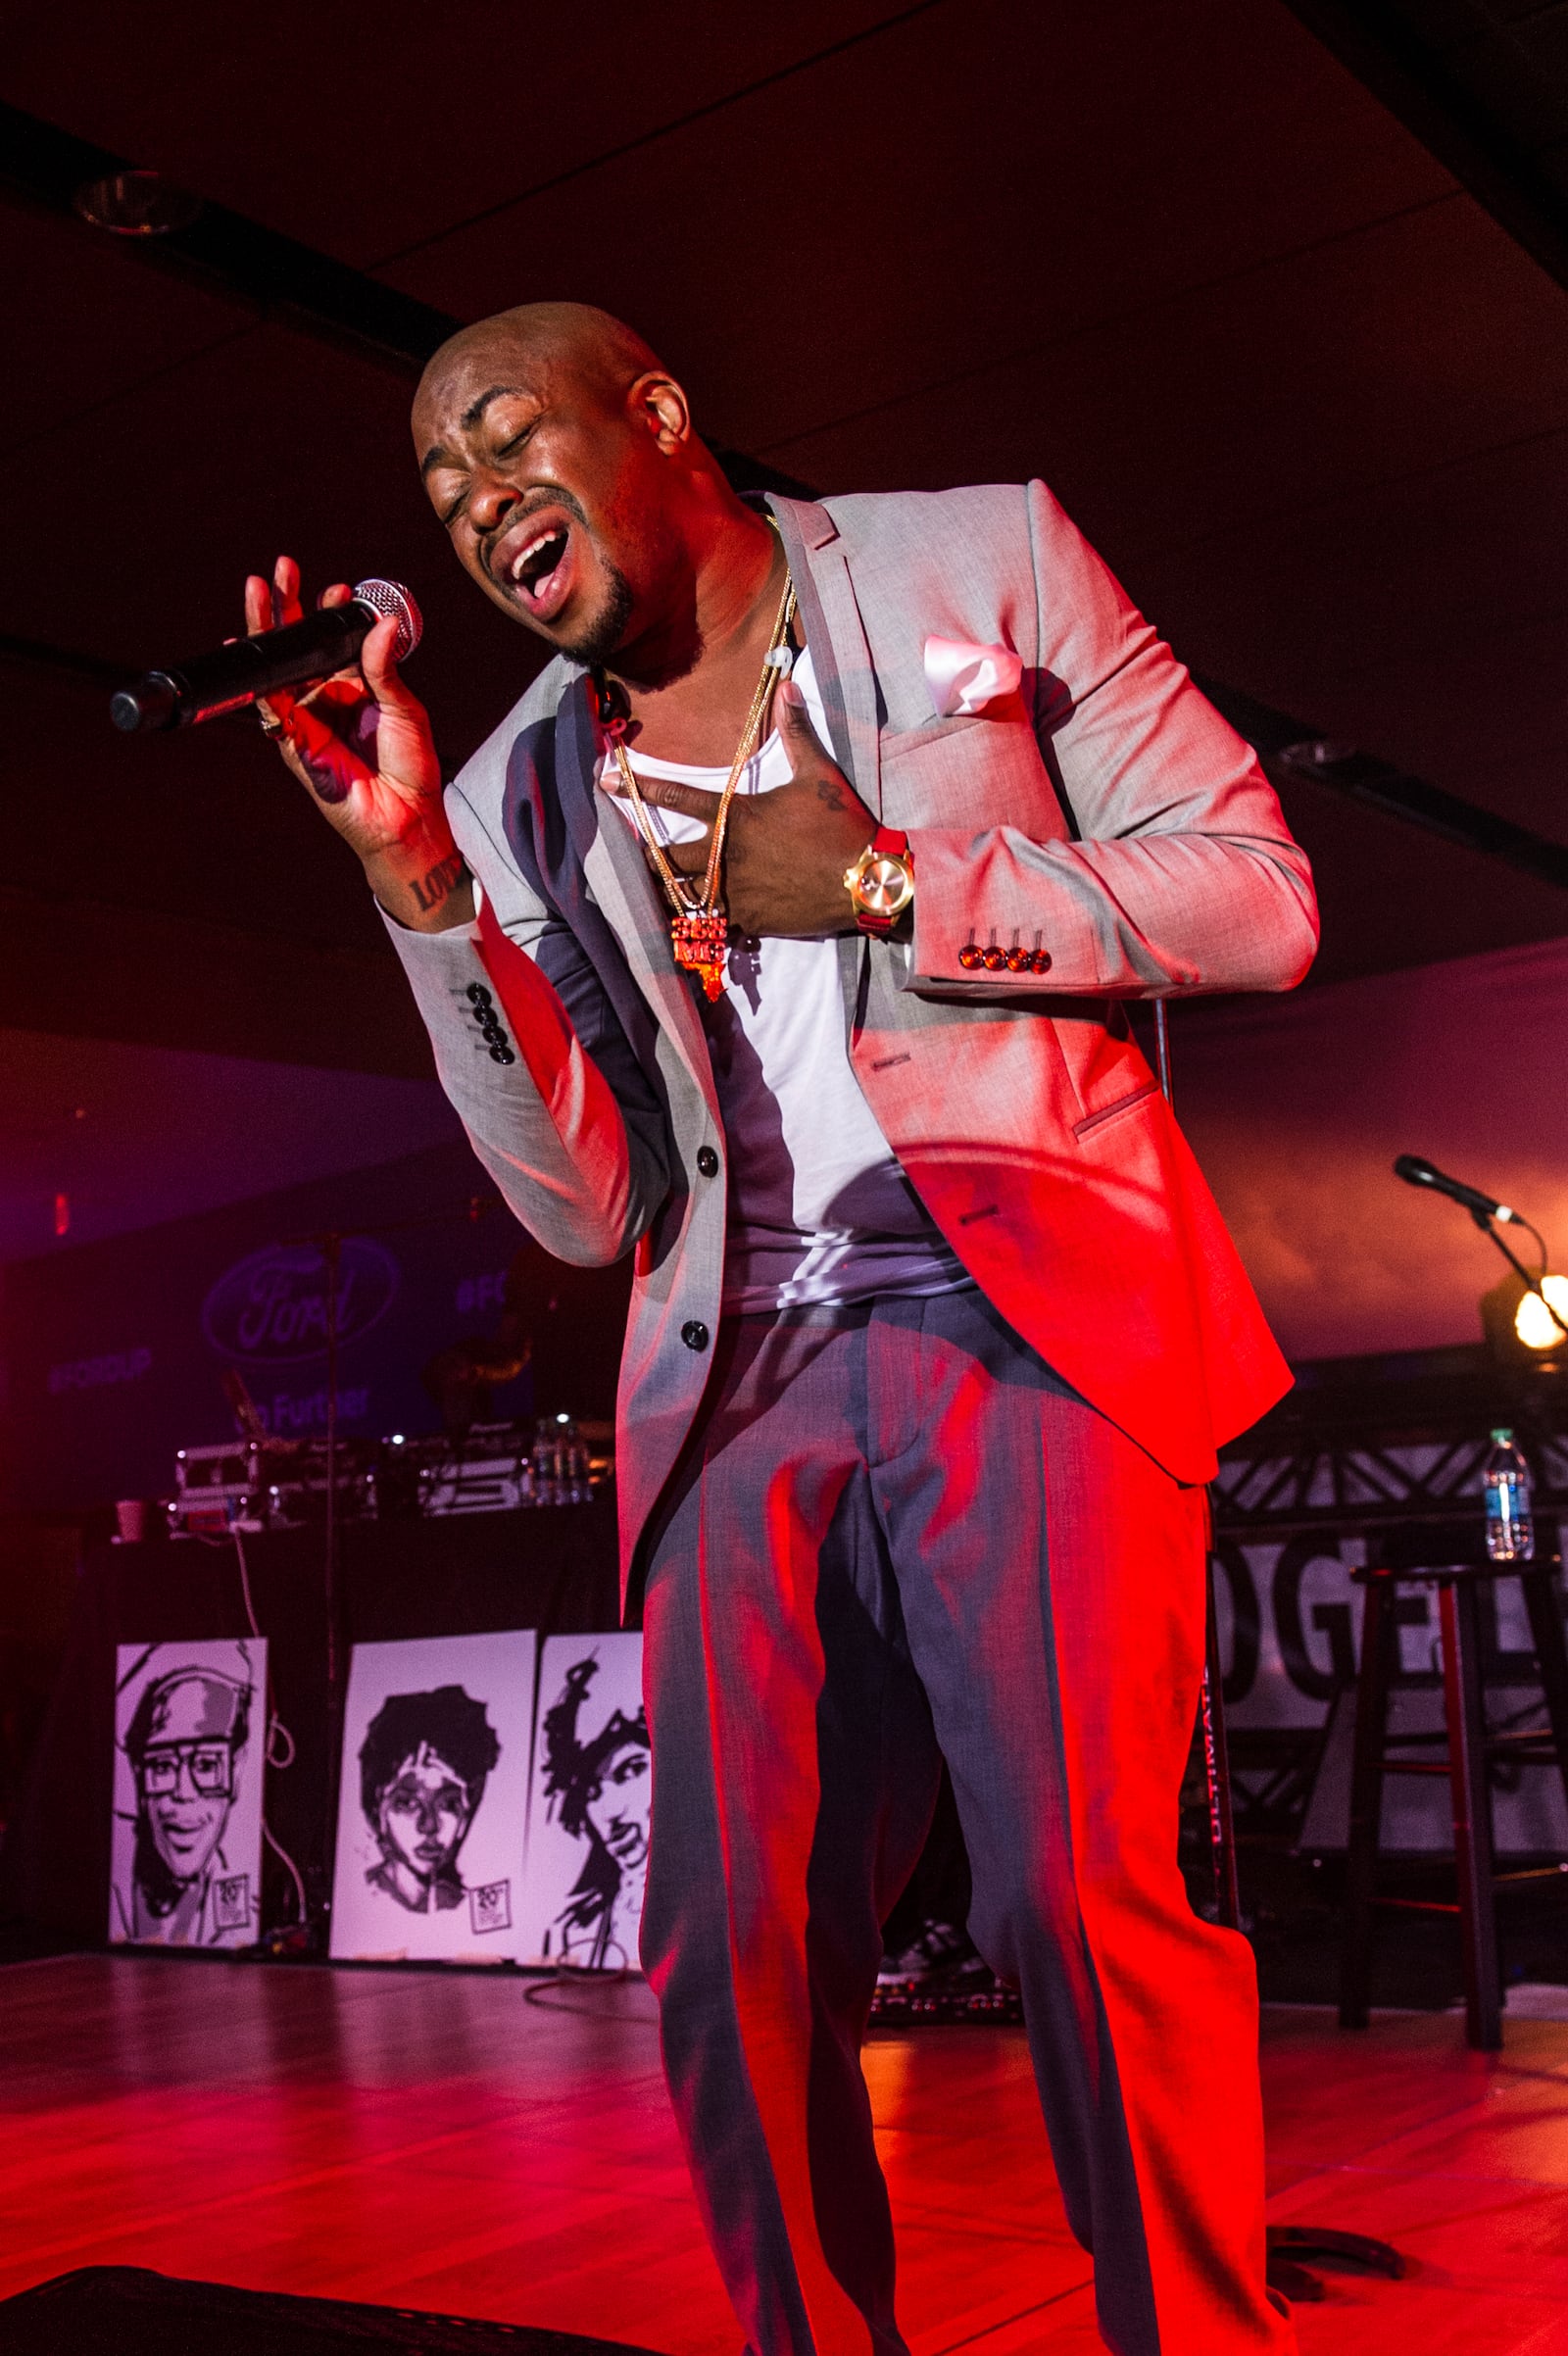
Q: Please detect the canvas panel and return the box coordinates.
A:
[329,1628,536,1964]
[111,1638,268,1949]
[517,1632,648,1971]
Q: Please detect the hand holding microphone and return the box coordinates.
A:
[240,557,472,935]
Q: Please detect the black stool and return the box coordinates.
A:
[1339,1518,1568,2049]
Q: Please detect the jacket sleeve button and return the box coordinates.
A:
[488,1045,515,1066]
[466,982,493,1006]
[696,1146,719,1178]
[957,944,982,970]
[681,1320,710,1351]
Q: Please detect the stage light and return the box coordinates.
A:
[1516,1276,1568,1352]
[73,170,202,237]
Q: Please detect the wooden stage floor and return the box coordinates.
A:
[3,1955,1567,2355]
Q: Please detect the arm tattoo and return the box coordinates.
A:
[815,777,855,812]
[410,852,468,914]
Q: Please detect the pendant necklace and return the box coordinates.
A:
[598,562,798,1003]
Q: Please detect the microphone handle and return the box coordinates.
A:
[1394,1154,1512,1223]
[111,602,373,733]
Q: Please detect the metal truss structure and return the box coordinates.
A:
[1212,1350,1568,1544]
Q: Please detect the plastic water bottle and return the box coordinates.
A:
[531,1419,558,1508]
[1483,1427,1535,1563]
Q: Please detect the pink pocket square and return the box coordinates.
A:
[923,635,1023,717]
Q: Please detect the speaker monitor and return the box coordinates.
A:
[0,2268,671,2356]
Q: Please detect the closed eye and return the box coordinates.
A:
[437,423,535,531]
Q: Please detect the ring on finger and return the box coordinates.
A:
[257,698,284,738]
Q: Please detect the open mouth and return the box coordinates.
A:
[503,521,575,621]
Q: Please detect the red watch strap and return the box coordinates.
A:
[872,826,910,860]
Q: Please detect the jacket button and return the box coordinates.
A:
[488,1045,515,1066]
[466,982,493,1006]
[681,1320,710,1352]
[1031,950,1053,974]
[696,1147,719,1178]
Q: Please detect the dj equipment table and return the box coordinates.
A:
[0,1497,620,1944]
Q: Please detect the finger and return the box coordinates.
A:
[270,555,304,632]
[359,609,422,710]
[662,836,712,879]
[318,582,353,609]
[244,575,272,637]
[602,769,723,824]
[774,675,832,770]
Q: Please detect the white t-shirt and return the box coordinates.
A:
[604,651,967,1315]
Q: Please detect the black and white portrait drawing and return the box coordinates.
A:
[358,1685,500,1916]
[518,1634,649,1971]
[329,1630,535,1963]
[110,1640,266,1949]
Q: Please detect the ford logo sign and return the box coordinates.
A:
[201,1240,399,1366]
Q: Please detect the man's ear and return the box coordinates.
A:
[633,371,692,453]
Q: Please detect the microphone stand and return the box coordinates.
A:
[1469,1204,1568,1341]
[323,1227,342,1884]
[1153,1007,1240,1934]
[1153,1003,1405,2308]
[273,1193,503,1948]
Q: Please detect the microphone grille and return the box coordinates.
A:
[352,577,423,663]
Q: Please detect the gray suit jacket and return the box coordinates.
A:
[387,485,1318,1592]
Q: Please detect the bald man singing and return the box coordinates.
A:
[248,303,1316,2356]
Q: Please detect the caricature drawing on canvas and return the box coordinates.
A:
[358,1685,500,1916]
[110,1640,266,1949]
[329,1629,535,1964]
[521,1634,648,1971]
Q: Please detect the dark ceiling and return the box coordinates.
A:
[2,0,1567,1083]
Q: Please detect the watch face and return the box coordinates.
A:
[857,854,914,918]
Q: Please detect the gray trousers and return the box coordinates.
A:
[637,1288,1290,2356]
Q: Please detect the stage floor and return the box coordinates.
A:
[2,1956,1566,2355]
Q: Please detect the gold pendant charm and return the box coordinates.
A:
[671,910,729,1002]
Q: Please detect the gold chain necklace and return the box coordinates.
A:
[601,564,797,1002]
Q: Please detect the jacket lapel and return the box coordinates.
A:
[768,495,882,818]
[768,494,881,1037]
[554,676,721,1121]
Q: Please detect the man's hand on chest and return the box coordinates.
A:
[605,678,877,939]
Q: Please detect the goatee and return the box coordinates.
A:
[559,564,636,670]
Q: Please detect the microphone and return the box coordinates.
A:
[109,578,422,733]
[1394,1153,1517,1226]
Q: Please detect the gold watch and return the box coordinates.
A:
[844,828,914,937]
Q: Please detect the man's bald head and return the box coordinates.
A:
[411,298,756,676]
[416,301,666,422]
